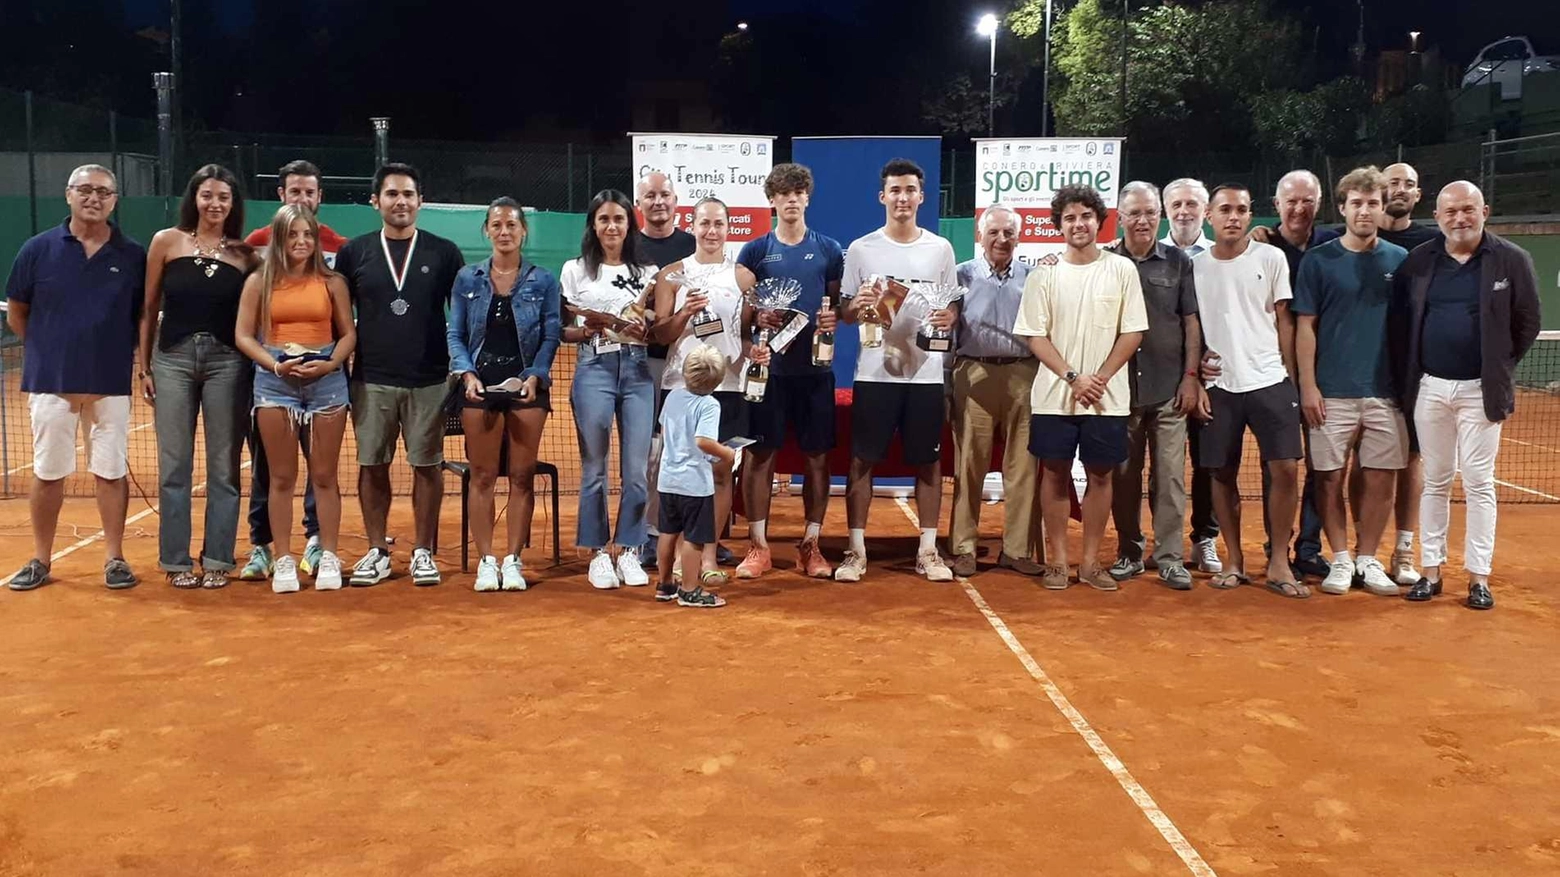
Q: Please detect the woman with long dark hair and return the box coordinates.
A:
[447,197,562,592]
[139,163,257,589]
[560,189,656,590]
[233,204,356,593]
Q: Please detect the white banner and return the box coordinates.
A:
[630,133,775,256]
[972,137,1124,264]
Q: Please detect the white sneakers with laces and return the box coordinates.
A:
[475,556,501,592]
[1193,538,1223,574]
[617,547,649,587]
[314,551,342,590]
[1321,553,1355,595]
[1356,556,1401,596]
[272,555,300,594]
[410,547,441,586]
[589,551,621,589]
[501,554,527,591]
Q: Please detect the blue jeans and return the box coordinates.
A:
[152,333,250,572]
[571,345,654,550]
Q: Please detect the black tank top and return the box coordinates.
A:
[158,256,247,351]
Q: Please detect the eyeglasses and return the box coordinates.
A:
[71,185,118,199]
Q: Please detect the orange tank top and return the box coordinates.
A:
[269,274,334,347]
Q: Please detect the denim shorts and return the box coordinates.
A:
[253,344,350,420]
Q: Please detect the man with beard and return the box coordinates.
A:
[1378,163,1441,251]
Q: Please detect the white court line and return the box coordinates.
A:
[1495,478,1560,502]
[2,461,248,587]
[4,420,157,477]
[1502,437,1560,454]
[893,497,1218,877]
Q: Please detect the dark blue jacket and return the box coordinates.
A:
[447,258,562,388]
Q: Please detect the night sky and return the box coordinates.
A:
[6,0,1553,140]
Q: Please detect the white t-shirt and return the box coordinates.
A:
[1012,250,1149,416]
[1191,241,1292,393]
[663,257,745,393]
[558,259,658,346]
[840,227,958,385]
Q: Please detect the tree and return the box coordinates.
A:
[920,73,1019,136]
[1009,0,1306,153]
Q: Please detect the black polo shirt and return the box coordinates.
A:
[1266,223,1340,279]
[1420,236,1492,381]
[4,219,146,395]
[335,228,465,388]
[1379,222,1440,252]
[1115,241,1198,408]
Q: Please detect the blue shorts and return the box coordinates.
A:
[253,344,350,420]
[1028,414,1130,468]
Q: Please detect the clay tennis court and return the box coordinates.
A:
[3,479,1560,875]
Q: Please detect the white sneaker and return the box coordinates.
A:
[410,547,441,587]
[1193,538,1222,574]
[475,555,500,592]
[272,555,300,594]
[349,547,392,587]
[314,551,342,590]
[617,547,649,587]
[1356,556,1400,596]
[501,554,527,591]
[1391,550,1422,585]
[589,551,621,589]
[1321,554,1355,595]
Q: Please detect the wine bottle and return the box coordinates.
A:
[812,298,835,366]
[745,329,771,402]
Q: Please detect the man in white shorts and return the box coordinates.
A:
[5,164,145,590]
[1293,166,1410,596]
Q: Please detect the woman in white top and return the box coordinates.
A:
[650,198,758,582]
[560,189,657,590]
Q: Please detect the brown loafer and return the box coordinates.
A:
[950,552,978,578]
[1077,567,1120,591]
[1040,564,1070,591]
[998,552,1044,576]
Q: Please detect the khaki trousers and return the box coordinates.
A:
[950,358,1039,559]
[1111,397,1188,565]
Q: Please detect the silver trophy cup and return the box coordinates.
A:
[912,282,966,352]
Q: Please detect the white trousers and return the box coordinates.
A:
[1414,375,1501,576]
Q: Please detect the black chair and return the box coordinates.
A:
[438,408,560,572]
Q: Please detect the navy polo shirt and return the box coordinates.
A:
[1420,237,1489,381]
[4,219,146,395]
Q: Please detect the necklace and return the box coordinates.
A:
[379,229,419,316]
[190,232,228,278]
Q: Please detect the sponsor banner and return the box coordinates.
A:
[972,137,1123,264]
[630,133,775,255]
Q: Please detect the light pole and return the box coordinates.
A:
[977,14,998,137]
[1041,0,1054,136]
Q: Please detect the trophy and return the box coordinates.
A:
[665,269,725,339]
[564,287,647,353]
[742,278,803,403]
[911,282,966,352]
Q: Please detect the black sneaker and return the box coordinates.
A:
[640,538,660,568]
[104,557,138,590]
[655,582,680,603]
[715,543,736,567]
[676,585,727,608]
[8,559,50,591]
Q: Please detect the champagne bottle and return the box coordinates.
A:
[745,328,771,402]
[860,276,884,349]
[812,297,835,366]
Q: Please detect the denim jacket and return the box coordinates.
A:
[447,258,562,388]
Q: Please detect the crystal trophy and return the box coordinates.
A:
[564,286,645,354]
[742,278,803,402]
[665,269,725,339]
[912,282,966,352]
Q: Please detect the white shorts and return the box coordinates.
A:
[1307,397,1409,471]
[29,393,132,481]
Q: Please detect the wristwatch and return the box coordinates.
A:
[1063,370,1079,384]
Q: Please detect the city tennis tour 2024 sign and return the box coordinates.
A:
[973,137,1125,265]
[631,133,776,257]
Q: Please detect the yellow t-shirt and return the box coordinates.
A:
[1012,250,1149,416]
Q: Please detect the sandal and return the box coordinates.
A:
[168,571,201,589]
[1266,579,1311,599]
[700,569,729,586]
[1209,571,1250,590]
[200,569,230,589]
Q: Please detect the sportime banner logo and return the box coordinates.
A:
[972,137,1124,263]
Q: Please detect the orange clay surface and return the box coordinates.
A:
[2,491,1559,876]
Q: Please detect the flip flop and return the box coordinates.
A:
[1266,579,1311,599]
[1209,571,1250,590]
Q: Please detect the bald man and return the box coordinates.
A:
[1378,163,1441,251]
[1389,181,1541,610]
[635,172,699,566]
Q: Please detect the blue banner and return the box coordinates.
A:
[791,136,943,388]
